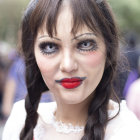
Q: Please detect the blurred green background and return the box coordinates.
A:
[109,0,140,35]
[0,0,140,50]
[0,0,29,45]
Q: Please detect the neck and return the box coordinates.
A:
[55,95,93,126]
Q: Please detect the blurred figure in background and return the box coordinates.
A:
[126,78,140,120]
[114,32,140,100]
[0,57,8,120]
[2,29,53,119]
[122,32,140,97]
[0,42,12,120]
[2,51,53,119]
[2,52,27,118]
[126,55,140,120]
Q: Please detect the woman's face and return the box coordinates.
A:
[34,5,106,104]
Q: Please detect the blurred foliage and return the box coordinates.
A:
[0,0,29,45]
[109,0,140,34]
[0,0,140,45]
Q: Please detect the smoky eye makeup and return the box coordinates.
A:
[77,39,98,52]
[39,41,59,55]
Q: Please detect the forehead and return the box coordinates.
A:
[56,3,73,33]
[38,6,94,37]
[37,1,103,39]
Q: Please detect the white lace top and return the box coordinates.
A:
[2,100,140,140]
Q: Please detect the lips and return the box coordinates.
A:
[55,77,86,89]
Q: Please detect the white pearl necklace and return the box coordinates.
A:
[52,114,84,134]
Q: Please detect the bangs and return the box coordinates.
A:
[27,0,118,50]
[71,0,100,35]
[29,0,103,37]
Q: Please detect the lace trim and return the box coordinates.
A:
[34,120,46,140]
[52,114,84,134]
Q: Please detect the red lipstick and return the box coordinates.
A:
[55,77,86,89]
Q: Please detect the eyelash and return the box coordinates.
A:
[39,39,97,55]
[39,42,59,55]
[77,39,97,52]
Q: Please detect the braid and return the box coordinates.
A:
[20,1,48,139]
[81,64,119,140]
[81,89,109,140]
[81,85,112,140]
[20,62,47,140]
[20,94,40,140]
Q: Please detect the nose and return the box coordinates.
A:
[60,50,78,73]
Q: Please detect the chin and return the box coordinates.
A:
[59,91,88,105]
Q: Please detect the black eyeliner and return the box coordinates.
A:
[39,41,56,49]
[39,41,59,55]
[77,39,98,52]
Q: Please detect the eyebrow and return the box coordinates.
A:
[38,35,61,41]
[38,32,96,41]
[71,33,96,41]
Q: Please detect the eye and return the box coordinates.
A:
[39,42,59,55]
[77,40,97,52]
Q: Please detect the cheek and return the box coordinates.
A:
[84,51,106,67]
[36,58,56,88]
[34,46,55,75]
[36,57,52,74]
[35,54,56,85]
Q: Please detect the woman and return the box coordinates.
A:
[3,0,140,140]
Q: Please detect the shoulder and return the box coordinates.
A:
[37,101,56,123]
[108,100,140,125]
[2,100,55,140]
[106,100,140,140]
[34,102,56,139]
[2,100,26,140]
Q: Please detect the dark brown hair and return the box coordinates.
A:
[20,0,120,139]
